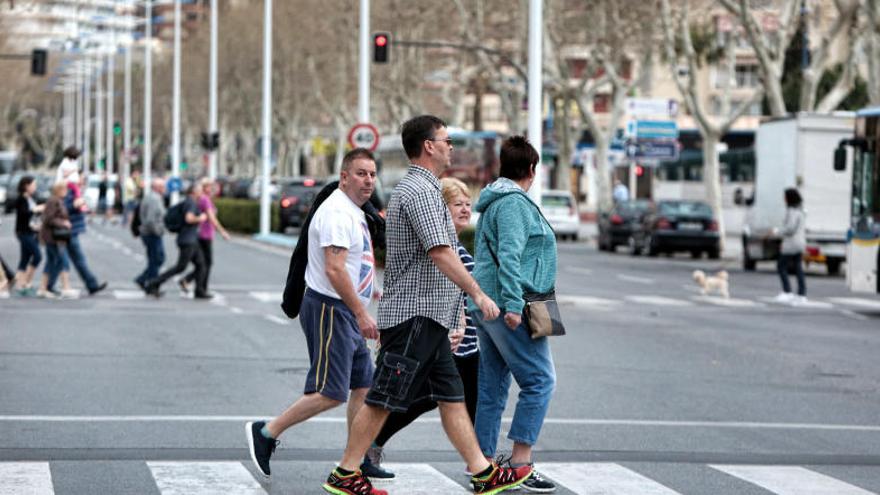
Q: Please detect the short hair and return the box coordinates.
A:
[784,188,802,208]
[342,148,375,172]
[499,136,539,181]
[186,184,198,195]
[441,177,470,205]
[401,115,446,160]
[17,175,35,194]
[52,181,68,196]
[63,146,80,160]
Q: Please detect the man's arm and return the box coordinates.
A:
[324,246,378,339]
[428,245,499,320]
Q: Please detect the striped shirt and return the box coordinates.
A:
[453,242,478,358]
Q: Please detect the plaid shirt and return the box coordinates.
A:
[378,165,464,330]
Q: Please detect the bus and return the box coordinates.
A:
[373,129,501,203]
[834,106,880,293]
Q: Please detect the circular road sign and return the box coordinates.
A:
[347,123,380,152]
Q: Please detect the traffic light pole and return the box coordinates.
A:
[358,0,369,123]
[96,57,105,173]
[106,51,115,175]
[123,44,132,205]
[208,0,219,180]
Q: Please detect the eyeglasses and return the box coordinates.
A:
[428,138,453,146]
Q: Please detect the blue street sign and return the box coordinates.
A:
[167,176,183,194]
[625,139,679,161]
[628,120,678,139]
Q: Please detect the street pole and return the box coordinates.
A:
[170,0,182,205]
[96,56,105,173]
[123,44,131,200]
[208,0,218,179]
[106,51,115,175]
[527,0,543,206]
[83,58,92,176]
[358,0,369,123]
[259,0,272,236]
[144,0,153,186]
[75,65,82,150]
[64,86,74,146]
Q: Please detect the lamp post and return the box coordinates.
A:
[527,0,543,206]
[259,0,272,236]
[170,0,182,204]
[208,0,219,179]
[143,0,153,185]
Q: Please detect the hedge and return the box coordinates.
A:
[214,198,280,234]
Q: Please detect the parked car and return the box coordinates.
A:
[278,177,327,231]
[631,200,721,258]
[541,189,579,241]
[34,174,53,204]
[0,173,9,209]
[3,171,28,213]
[597,199,652,252]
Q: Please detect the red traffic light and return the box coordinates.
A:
[635,165,645,177]
[373,32,390,63]
[375,35,387,47]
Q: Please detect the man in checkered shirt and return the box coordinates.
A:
[321,115,534,495]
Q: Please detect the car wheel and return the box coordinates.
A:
[628,236,642,256]
[646,235,659,257]
[708,248,720,260]
[690,250,702,259]
[571,233,579,242]
[826,258,841,275]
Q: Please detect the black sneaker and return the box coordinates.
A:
[519,465,556,493]
[194,292,215,300]
[359,446,395,482]
[246,421,278,477]
[88,281,108,296]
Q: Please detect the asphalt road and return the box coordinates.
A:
[1,215,880,494]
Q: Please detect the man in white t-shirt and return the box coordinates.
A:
[246,148,380,480]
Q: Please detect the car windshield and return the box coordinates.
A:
[542,194,571,208]
[658,201,713,217]
[617,200,651,215]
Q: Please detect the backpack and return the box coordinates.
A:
[130,200,142,238]
[163,202,186,233]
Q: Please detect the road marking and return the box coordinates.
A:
[113,290,146,300]
[758,297,835,309]
[250,291,281,303]
[3,416,880,431]
[383,464,470,493]
[710,465,876,494]
[828,297,880,311]
[626,295,694,307]
[264,314,287,325]
[229,307,244,314]
[691,295,764,308]
[0,462,54,495]
[617,274,655,284]
[557,295,620,310]
[569,267,593,275]
[538,462,680,495]
[148,462,265,495]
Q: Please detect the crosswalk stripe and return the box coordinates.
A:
[382,463,470,493]
[691,295,764,308]
[617,274,655,284]
[113,290,146,300]
[249,291,282,303]
[147,461,266,495]
[710,465,876,494]
[0,462,54,495]
[538,462,681,495]
[558,294,621,311]
[626,295,694,307]
[828,297,880,310]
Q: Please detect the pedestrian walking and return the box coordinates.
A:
[12,176,44,296]
[0,252,13,298]
[246,149,381,481]
[359,177,480,482]
[38,182,76,299]
[318,115,530,495]
[134,179,167,291]
[144,185,209,299]
[179,178,229,295]
[55,146,81,184]
[123,170,141,226]
[613,179,629,203]
[773,188,808,305]
[471,136,558,493]
[63,177,108,296]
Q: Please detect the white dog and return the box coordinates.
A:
[692,270,730,298]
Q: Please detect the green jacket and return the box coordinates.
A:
[470,178,558,315]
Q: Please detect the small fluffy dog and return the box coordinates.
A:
[692,270,730,298]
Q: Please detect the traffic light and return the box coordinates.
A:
[31,49,47,76]
[113,121,122,136]
[635,165,645,177]
[373,32,390,63]
[201,131,220,151]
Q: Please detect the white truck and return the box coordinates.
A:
[742,113,854,275]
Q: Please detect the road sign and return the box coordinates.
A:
[625,98,679,117]
[625,139,679,161]
[347,123,380,152]
[626,120,679,139]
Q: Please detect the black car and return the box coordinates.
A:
[597,200,652,252]
[278,178,326,231]
[631,200,721,259]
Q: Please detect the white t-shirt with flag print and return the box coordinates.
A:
[305,188,375,308]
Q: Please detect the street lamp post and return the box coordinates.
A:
[259,0,272,236]
[170,0,182,205]
[106,50,115,175]
[144,0,153,185]
[96,56,105,173]
[123,44,132,201]
[358,0,369,124]
[527,0,543,206]
[208,0,218,179]
[83,58,92,176]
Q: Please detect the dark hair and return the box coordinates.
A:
[63,146,80,160]
[342,148,375,172]
[17,175,35,194]
[784,188,802,208]
[499,136,539,181]
[401,115,446,159]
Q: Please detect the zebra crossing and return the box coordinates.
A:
[2,461,878,494]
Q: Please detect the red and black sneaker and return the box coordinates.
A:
[471,462,533,494]
[322,467,388,495]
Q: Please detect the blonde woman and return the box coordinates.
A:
[38,182,77,299]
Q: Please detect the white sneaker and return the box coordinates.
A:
[0,290,9,299]
[60,289,80,299]
[36,289,57,299]
[773,292,794,304]
[791,295,808,306]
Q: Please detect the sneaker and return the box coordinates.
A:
[519,465,556,493]
[471,462,533,494]
[60,289,80,299]
[194,292,215,300]
[245,421,278,477]
[36,289,57,299]
[360,446,395,482]
[178,278,190,294]
[322,468,388,495]
[0,290,9,299]
[772,292,794,304]
[88,281,108,296]
[791,295,809,306]
[144,283,162,298]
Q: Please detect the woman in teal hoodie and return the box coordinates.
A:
[470,136,558,492]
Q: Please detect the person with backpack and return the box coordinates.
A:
[134,178,166,291]
[144,184,208,299]
[179,178,230,295]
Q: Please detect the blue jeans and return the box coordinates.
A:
[16,232,42,270]
[66,234,100,291]
[45,243,70,289]
[136,234,165,286]
[473,310,556,456]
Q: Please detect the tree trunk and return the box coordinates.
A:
[594,134,613,211]
[765,66,788,117]
[555,96,572,192]
[702,132,726,253]
[799,68,819,112]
